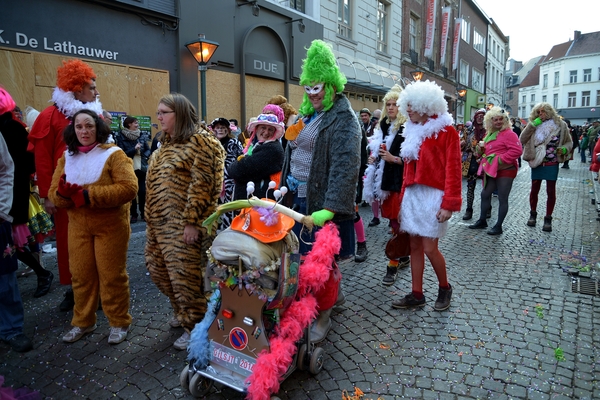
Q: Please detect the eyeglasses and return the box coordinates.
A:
[156,110,174,117]
[304,83,324,95]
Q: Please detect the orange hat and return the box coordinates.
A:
[230,201,295,243]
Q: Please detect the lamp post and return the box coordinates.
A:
[185,34,219,122]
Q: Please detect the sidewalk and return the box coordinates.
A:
[1,158,598,399]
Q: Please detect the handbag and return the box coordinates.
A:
[461,160,470,177]
[385,231,411,259]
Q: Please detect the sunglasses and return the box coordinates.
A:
[304,83,324,95]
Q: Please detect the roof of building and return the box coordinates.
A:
[506,56,544,87]
[566,30,600,56]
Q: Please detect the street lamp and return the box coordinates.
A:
[410,68,424,82]
[185,34,219,122]
[456,86,467,122]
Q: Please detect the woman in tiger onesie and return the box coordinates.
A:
[145,93,225,350]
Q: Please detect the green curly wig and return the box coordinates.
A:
[299,40,347,116]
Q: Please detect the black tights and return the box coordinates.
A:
[16,245,49,277]
[479,176,515,227]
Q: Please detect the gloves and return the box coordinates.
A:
[532,117,543,127]
[57,175,83,199]
[559,147,568,155]
[311,209,334,227]
[71,189,90,208]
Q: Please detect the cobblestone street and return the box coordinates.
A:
[1,159,599,399]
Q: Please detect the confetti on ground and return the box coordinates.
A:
[448,334,458,340]
[379,343,390,350]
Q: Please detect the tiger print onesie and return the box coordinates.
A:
[145,129,225,333]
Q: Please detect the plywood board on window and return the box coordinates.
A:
[91,62,130,113]
[0,49,35,109]
[128,68,168,116]
[205,69,241,124]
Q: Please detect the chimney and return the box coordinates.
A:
[574,30,581,40]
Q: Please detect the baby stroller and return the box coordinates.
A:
[180,197,339,399]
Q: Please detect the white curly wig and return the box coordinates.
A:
[397,80,448,117]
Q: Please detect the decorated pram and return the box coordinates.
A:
[180,183,341,400]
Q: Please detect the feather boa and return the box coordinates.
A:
[52,87,103,118]
[534,119,558,145]
[400,113,453,161]
[245,223,340,400]
[362,123,399,203]
[188,290,221,369]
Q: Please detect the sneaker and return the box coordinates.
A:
[3,333,33,352]
[59,288,75,312]
[108,326,129,344]
[397,258,410,269]
[168,315,181,328]
[173,331,190,350]
[382,266,398,286]
[434,285,453,311]
[354,241,368,262]
[391,293,426,309]
[368,217,380,227]
[62,324,97,343]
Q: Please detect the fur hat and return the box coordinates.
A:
[247,113,285,139]
[56,60,96,93]
[397,80,447,117]
[298,40,347,116]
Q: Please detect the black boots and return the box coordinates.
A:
[468,219,488,229]
[487,225,503,235]
[462,208,473,220]
[527,211,537,227]
[354,241,368,262]
[542,216,552,232]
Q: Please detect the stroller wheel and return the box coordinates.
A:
[179,365,190,391]
[296,344,307,371]
[189,372,213,397]
[309,347,325,375]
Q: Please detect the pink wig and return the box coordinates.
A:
[0,88,16,115]
[261,104,284,123]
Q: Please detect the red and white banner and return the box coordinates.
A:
[423,0,437,58]
[440,7,451,64]
[452,18,462,71]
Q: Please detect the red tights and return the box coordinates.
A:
[529,180,556,216]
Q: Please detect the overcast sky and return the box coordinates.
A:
[476,0,599,63]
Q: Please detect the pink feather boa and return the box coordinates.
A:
[245,223,341,400]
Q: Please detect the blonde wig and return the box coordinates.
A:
[529,102,561,126]
[484,107,511,132]
[379,84,406,131]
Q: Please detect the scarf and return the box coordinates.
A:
[534,119,558,145]
[121,127,141,141]
[52,87,103,118]
[77,142,99,153]
[400,113,454,160]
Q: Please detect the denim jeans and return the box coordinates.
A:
[292,194,355,257]
[0,271,25,341]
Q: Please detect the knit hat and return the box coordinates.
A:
[247,113,285,139]
[262,104,285,123]
[298,40,347,115]
[397,80,448,117]
[56,60,96,93]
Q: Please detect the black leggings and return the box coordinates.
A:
[479,176,515,226]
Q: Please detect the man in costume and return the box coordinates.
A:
[281,39,361,342]
[28,59,102,311]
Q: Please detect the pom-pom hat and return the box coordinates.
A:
[247,113,285,139]
[397,80,448,117]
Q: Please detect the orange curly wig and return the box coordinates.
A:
[56,60,96,92]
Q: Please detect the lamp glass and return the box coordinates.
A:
[411,70,424,82]
[457,89,467,98]
[185,39,219,65]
